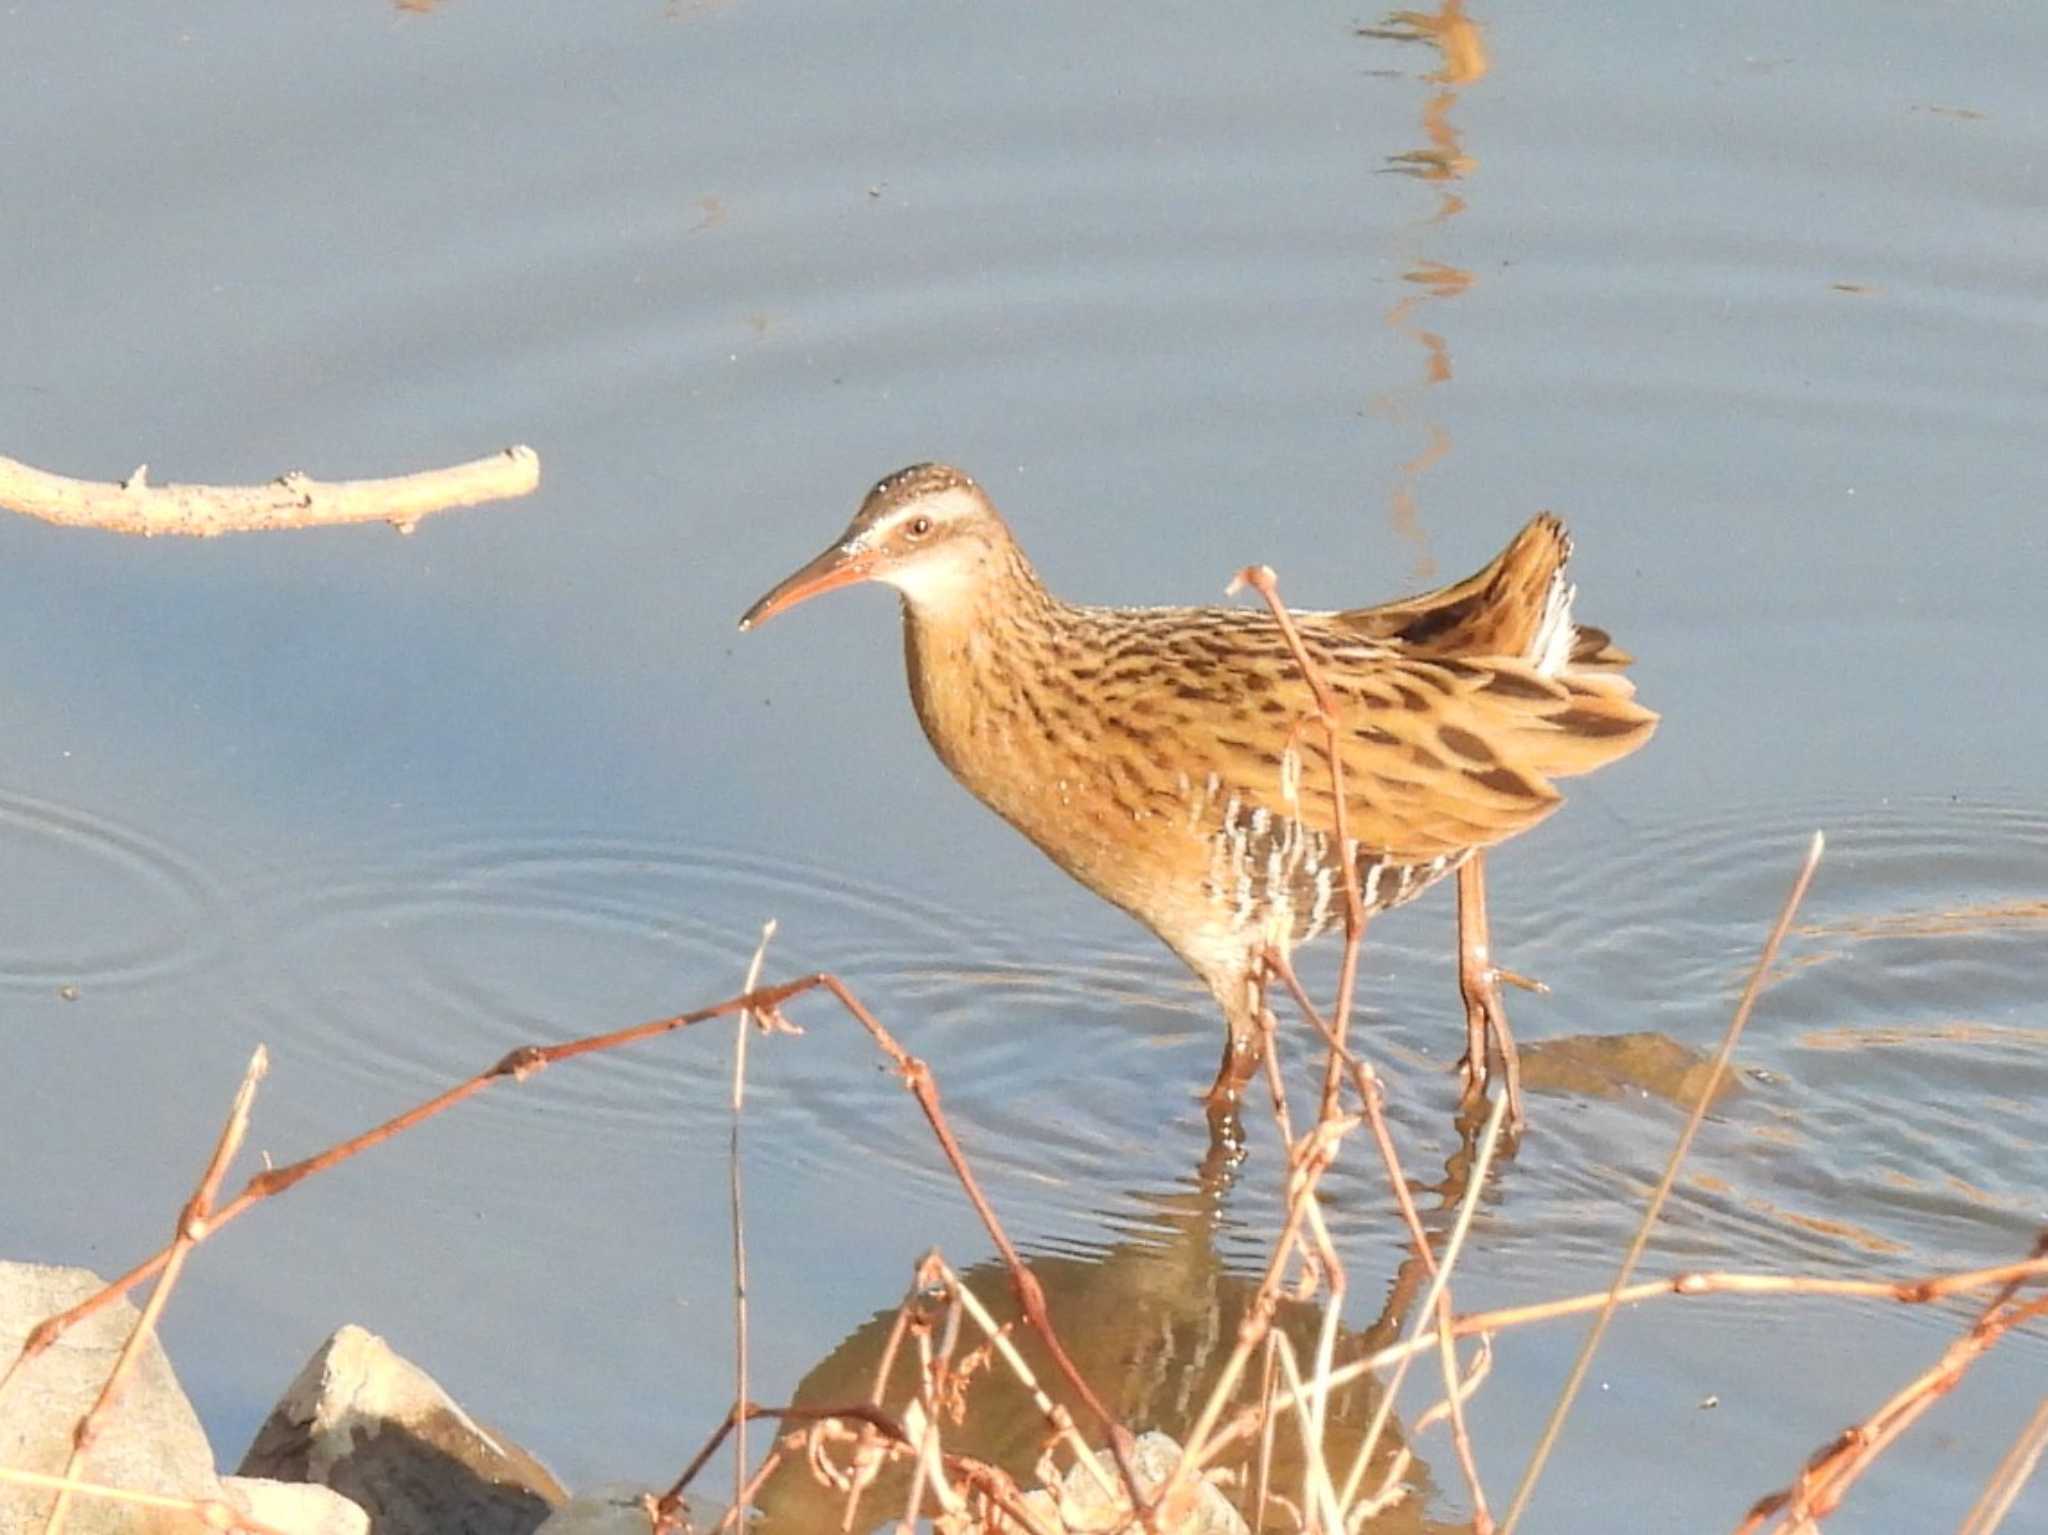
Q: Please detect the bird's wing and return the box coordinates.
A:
[1333,513,1571,658]
[1228,652,1658,863]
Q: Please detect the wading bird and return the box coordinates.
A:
[741,465,1655,1134]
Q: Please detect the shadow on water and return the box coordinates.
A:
[747,1153,1504,1534]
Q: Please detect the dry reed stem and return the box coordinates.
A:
[1339,1092,1508,1517]
[836,1279,928,1533]
[1736,1281,2048,1532]
[1249,1000,1356,1460]
[38,1045,268,1535]
[1232,578,1491,1514]
[1498,830,1826,1535]
[1168,1127,1341,1493]
[1211,1249,2048,1430]
[1262,940,1497,1521]
[665,1398,1049,1534]
[1260,1022,1350,1455]
[1160,562,1492,1532]
[1267,944,1495,1527]
[728,922,775,1525]
[1253,1336,1282,1533]
[1228,565,1368,1122]
[930,1256,1122,1508]
[0,1467,288,1534]
[1262,947,1436,1276]
[666,1403,900,1505]
[1167,1006,1372,1507]
[1286,1116,1355,1482]
[689,975,1145,1528]
[1344,1328,1494,1529]
[1390,1332,1494,1504]
[1271,1332,1347,1529]
[902,1296,970,1526]
[783,977,1147,1519]
[1957,1394,2048,1535]
[0,445,539,536]
[1433,1284,1492,1533]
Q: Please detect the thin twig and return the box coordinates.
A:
[0,957,1101,1532]
[1738,1285,2048,1532]
[1268,941,1482,1528]
[0,445,539,536]
[41,1045,267,1535]
[1497,832,1826,1534]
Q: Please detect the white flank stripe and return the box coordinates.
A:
[1308,864,1334,938]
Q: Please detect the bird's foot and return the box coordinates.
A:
[1457,963,1529,1133]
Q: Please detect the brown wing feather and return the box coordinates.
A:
[1230,651,1657,863]
[1570,624,1633,669]
[1334,513,1570,657]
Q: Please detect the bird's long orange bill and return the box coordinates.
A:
[737,542,875,630]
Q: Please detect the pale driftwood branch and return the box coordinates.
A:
[0,445,539,537]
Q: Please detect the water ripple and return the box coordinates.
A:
[0,788,226,995]
[233,793,2046,1320]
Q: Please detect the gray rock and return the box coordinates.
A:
[237,1324,567,1535]
[0,1259,222,1534]
[222,1476,370,1535]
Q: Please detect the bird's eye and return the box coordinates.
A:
[908,516,933,538]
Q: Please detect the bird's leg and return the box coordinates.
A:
[1456,856,1492,1094]
[1456,853,1533,1130]
[1203,972,1268,1152]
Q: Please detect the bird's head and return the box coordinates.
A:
[738,463,1015,629]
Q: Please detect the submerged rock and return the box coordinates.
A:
[1009,1431,1249,1535]
[531,1483,742,1534]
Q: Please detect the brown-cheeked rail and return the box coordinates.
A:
[740,465,1656,1139]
